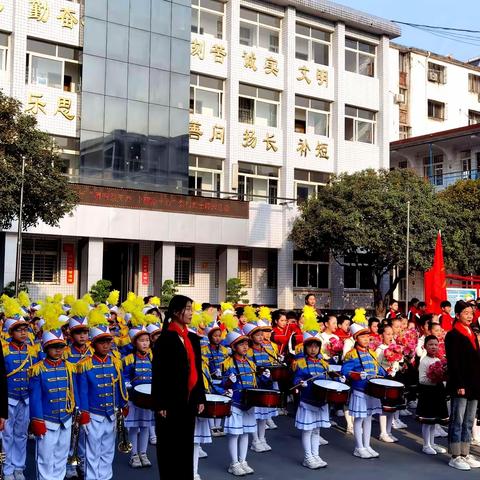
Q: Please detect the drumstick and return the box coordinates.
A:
[289,373,326,391]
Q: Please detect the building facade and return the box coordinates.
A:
[0,0,399,309]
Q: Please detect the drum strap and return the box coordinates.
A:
[233,357,245,388]
[355,348,378,376]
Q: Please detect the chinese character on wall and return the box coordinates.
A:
[189,120,203,140]
[242,129,257,148]
[55,98,75,120]
[297,66,311,84]
[263,134,278,152]
[264,57,279,76]
[211,44,227,64]
[209,125,225,144]
[316,69,328,87]
[315,142,329,159]
[29,0,49,23]
[296,138,310,157]
[57,8,78,29]
[25,93,47,115]
[191,39,205,60]
[242,51,257,71]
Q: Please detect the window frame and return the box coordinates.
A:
[468,73,480,94]
[237,161,279,205]
[20,237,61,284]
[343,254,373,291]
[427,62,446,84]
[190,73,224,118]
[344,105,376,144]
[293,250,329,289]
[427,99,445,121]
[174,246,195,286]
[238,249,253,288]
[423,154,444,186]
[191,0,225,39]
[294,95,331,137]
[267,250,277,288]
[0,32,9,72]
[345,37,375,77]
[188,155,223,197]
[468,109,480,125]
[295,22,331,66]
[294,169,329,201]
[239,7,281,53]
[238,84,279,128]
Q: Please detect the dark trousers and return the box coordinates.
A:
[156,405,196,479]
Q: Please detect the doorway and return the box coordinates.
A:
[103,242,139,300]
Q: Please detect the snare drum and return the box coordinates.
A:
[268,365,291,384]
[313,380,350,405]
[367,378,405,412]
[198,394,232,418]
[242,389,284,409]
[132,384,153,410]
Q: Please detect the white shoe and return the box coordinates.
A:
[400,409,412,416]
[408,400,417,409]
[239,461,254,474]
[329,419,337,427]
[199,446,208,458]
[194,474,202,480]
[366,447,379,458]
[449,457,471,471]
[65,467,77,479]
[302,455,320,469]
[353,447,372,459]
[392,419,408,429]
[389,434,399,442]
[250,440,265,453]
[336,409,345,417]
[314,455,328,468]
[434,425,448,437]
[318,435,329,445]
[228,462,246,476]
[346,426,354,435]
[129,454,142,468]
[139,453,152,467]
[432,444,447,454]
[266,418,278,429]
[13,472,25,480]
[261,441,272,451]
[4,475,14,480]
[422,446,437,455]
[464,455,480,468]
[379,433,395,443]
[472,438,480,446]
[149,435,157,445]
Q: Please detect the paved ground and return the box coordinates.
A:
[24,411,478,479]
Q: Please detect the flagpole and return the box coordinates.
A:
[405,201,410,312]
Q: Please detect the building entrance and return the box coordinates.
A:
[103,242,139,300]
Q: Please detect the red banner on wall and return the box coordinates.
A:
[141,256,150,286]
[63,244,75,284]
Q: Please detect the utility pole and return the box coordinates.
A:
[14,155,25,297]
[405,200,411,312]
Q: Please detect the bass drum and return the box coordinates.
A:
[132,384,153,410]
[242,389,284,409]
[198,394,232,418]
[367,378,405,412]
[313,379,350,405]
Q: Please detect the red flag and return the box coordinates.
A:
[424,231,447,314]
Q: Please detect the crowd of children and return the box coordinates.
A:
[2,291,480,479]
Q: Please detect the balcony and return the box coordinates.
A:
[426,169,479,190]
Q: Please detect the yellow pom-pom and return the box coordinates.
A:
[96,304,109,315]
[244,305,257,323]
[82,293,94,305]
[191,310,203,328]
[302,306,319,332]
[221,302,234,313]
[126,291,137,302]
[1,295,24,318]
[222,313,238,332]
[63,295,76,306]
[53,293,63,303]
[130,310,146,328]
[258,306,271,323]
[17,291,31,308]
[106,290,119,307]
[352,308,368,327]
[145,314,159,325]
[88,308,108,328]
[193,302,202,313]
[150,296,160,306]
[69,299,90,319]
[39,303,63,331]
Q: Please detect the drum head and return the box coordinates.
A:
[369,378,403,387]
[205,394,230,403]
[314,379,350,391]
[328,365,342,372]
[253,389,280,394]
[134,384,151,394]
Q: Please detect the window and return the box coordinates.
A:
[26,38,81,92]
[460,150,472,179]
[345,38,375,77]
[238,84,279,127]
[399,87,408,108]
[294,96,330,136]
[238,249,252,288]
[20,237,60,283]
[295,23,330,66]
[237,162,279,204]
[51,135,80,177]
[468,73,480,94]
[399,52,409,73]
[427,62,446,84]
[240,8,280,53]
[399,126,411,140]
[190,74,223,118]
[175,246,194,285]
[294,169,329,201]
[345,106,375,143]
[398,160,408,169]
[188,155,223,197]
[267,250,277,288]
[0,32,9,71]
[423,154,443,186]
[428,100,445,121]
[191,0,224,39]
[469,110,480,125]
[293,250,329,289]
[343,254,372,290]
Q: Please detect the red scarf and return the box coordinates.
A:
[454,322,478,350]
[168,322,198,394]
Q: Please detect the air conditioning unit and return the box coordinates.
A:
[428,70,439,82]
[394,93,405,104]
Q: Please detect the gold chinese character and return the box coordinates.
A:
[25,93,47,115]
[209,125,225,144]
[297,66,311,84]
[316,69,328,87]
[242,51,257,71]
[55,97,75,120]
[57,7,78,29]
[189,120,203,140]
[263,134,278,152]
[315,142,329,159]
[242,129,257,148]
[210,44,226,64]
[296,138,310,157]
[264,57,278,76]
[191,39,205,60]
[29,0,49,23]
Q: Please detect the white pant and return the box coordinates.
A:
[84,415,115,480]
[36,423,71,480]
[4,401,29,475]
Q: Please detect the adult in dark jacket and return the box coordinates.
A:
[152,295,206,480]
[445,300,480,470]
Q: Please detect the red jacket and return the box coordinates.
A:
[439,313,453,332]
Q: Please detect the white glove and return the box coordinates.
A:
[229,373,237,384]
[277,354,285,363]
[300,381,308,388]
[339,376,346,383]
[82,424,89,436]
[262,369,271,379]
[359,371,368,380]
[125,381,132,390]
[214,368,222,377]
[225,389,233,398]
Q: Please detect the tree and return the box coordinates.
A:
[0,92,78,230]
[226,278,249,304]
[89,279,112,304]
[160,279,178,307]
[289,168,447,315]
[2,281,28,297]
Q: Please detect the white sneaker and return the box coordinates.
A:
[392,419,408,429]
[422,446,437,455]
[139,453,152,467]
[261,441,272,451]
[449,457,471,471]
[389,434,399,442]
[431,444,447,454]
[65,467,77,479]
[472,438,480,446]
[353,447,372,459]
[434,425,448,437]
[194,474,202,480]
[266,418,278,429]
[303,455,320,469]
[336,409,345,417]
[250,440,265,453]
[149,435,157,445]
[13,472,25,480]
[239,461,254,474]
[318,435,329,445]
[129,454,142,468]
[199,446,208,458]
[399,409,412,416]
[228,462,246,476]
[464,455,480,468]
[314,455,328,468]
[379,433,395,443]
[366,447,379,458]
[4,475,15,480]
[329,419,337,427]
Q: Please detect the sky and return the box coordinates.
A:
[335,0,480,61]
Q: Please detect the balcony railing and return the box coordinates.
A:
[426,169,479,190]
